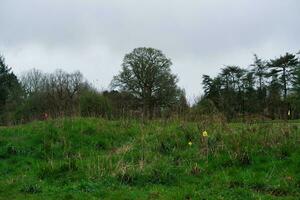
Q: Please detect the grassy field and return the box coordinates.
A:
[0,118,300,199]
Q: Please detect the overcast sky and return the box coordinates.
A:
[1,0,300,101]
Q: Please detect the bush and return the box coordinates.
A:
[189,99,227,123]
[193,98,219,115]
[80,91,112,118]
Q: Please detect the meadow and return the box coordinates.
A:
[0,118,300,199]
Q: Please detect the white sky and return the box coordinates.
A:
[1,0,300,102]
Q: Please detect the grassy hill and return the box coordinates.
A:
[0,118,300,199]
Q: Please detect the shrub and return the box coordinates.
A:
[80,91,112,118]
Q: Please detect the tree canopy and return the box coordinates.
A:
[111,47,181,118]
[201,52,300,120]
[0,56,22,123]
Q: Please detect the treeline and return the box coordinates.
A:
[0,48,189,125]
[0,48,300,125]
[0,68,187,125]
[200,52,300,120]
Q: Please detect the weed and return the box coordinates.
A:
[20,183,42,194]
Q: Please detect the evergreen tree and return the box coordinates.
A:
[268,53,298,100]
[0,55,22,124]
[251,54,267,113]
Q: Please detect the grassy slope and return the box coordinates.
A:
[0,118,300,200]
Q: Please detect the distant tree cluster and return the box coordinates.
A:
[0,48,188,125]
[1,49,299,125]
[200,52,300,120]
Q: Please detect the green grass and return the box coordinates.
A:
[0,118,300,199]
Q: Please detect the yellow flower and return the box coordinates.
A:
[202,131,208,137]
[188,141,192,146]
[288,110,291,116]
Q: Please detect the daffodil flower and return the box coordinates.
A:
[202,131,208,137]
[188,141,192,146]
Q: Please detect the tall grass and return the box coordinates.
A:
[0,118,299,199]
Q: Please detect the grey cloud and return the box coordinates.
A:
[1,0,300,99]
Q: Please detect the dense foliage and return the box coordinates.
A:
[112,47,184,118]
[201,52,300,120]
[0,49,299,125]
[0,56,22,124]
